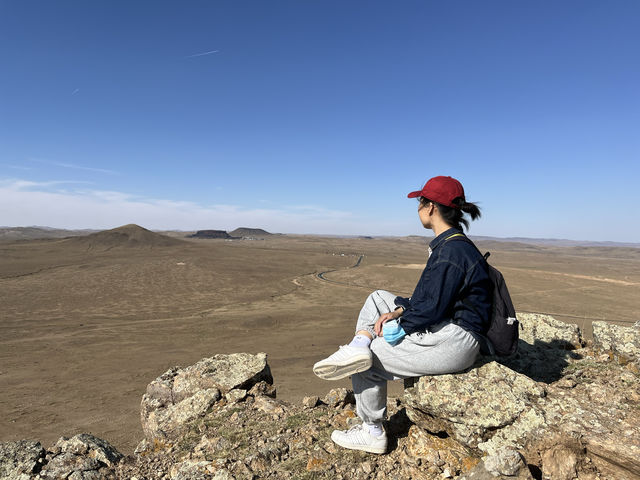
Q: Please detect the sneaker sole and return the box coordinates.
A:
[312,355,372,380]
[330,431,387,454]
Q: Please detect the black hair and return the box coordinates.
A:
[419,196,481,231]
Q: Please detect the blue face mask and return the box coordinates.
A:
[382,319,406,346]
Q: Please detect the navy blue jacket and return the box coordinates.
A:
[394,227,491,335]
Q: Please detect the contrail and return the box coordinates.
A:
[31,158,118,175]
[185,49,219,58]
[71,88,80,95]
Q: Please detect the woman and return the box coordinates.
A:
[313,175,491,454]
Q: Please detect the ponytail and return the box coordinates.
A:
[419,196,481,231]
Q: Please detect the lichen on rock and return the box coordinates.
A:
[518,312,584,349]
[0,440,45,480]
[592,320,640,367]
[404,361,546,451]
[140,352,273,443]
[39,433,123,480]
[404,315,640,479]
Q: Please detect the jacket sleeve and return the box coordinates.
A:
[399,260,465,334]
[394,296,411,310]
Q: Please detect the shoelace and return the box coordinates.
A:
[345,424,365,434]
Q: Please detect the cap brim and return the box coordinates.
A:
[407,190,423,198]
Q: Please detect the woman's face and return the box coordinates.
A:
[418,199,433,229]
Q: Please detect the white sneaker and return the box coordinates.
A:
[331,424,387,454]
[312,345,372,380]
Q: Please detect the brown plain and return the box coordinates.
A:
[1,226,639,453]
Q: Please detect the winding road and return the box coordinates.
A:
[316,254,365,286]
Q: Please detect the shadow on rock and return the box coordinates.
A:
[385,406,413,452]
[478,338,583,384]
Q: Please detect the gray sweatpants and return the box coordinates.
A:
[353,290,479,425]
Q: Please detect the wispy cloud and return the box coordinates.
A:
[185,49,220,58]
[30,158,119,175]
[71,88,80,95]
[0,179,396,235]
[2,164,34,171]
[2,179,93,190]
[53,161,117,175]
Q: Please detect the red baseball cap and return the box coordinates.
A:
[407,176,465,208]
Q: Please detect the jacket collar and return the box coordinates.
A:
[429,227,464,252]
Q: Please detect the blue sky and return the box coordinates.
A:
[1,1,638,241]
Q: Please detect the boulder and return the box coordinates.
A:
[592,320,640,366]
[404,425,480,475]
[0,440,45,480]
[518,313,583,349]
[39,434,122,480]
[483,447,531,478]
[247,380,276,399]
[143,388,222,443]
[543,365,640,480]
[301,395,320,408]
[405,349,640,477]
[321,388,355,408]
[540,442,580,480]
[141,353,272,442]
[404,316,640,479]
[459,447,533,479]
[404,361,547,454]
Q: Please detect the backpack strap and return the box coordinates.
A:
[444,232,490,261]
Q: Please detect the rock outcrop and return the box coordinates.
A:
[404,313,640,479]
[140,353,273,444]
[1,315,639,479]
[0,440,45,480]
[404,361,547,454]
[0,435,122,480]
[459,447,533,479]
[592,320,640,369]
[38,434,123,480]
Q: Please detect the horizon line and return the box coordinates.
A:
[1,225,639,247]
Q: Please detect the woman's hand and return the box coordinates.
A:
[374,309,402,336]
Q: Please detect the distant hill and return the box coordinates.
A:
[228,227,272,238]
[188,230,232,239]
[398,234,639,249]
[0,226,96,243]
[469,235,640,248]
[63,224,185,250]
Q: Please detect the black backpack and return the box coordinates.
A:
[447,234,519,356]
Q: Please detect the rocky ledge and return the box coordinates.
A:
[1,316,639,480]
